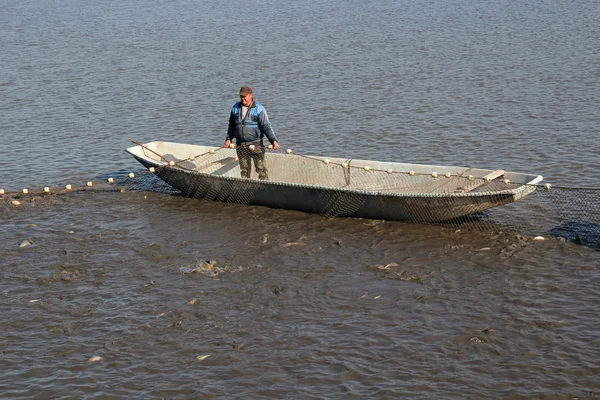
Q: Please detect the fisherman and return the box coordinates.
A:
[223,86,279,180]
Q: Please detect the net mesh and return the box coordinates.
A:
[5,146,596,249]
[127,146,600,249]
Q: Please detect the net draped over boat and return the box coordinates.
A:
[134,146,600,250]
[5,144,597,250]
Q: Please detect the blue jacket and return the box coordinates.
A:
[226,101,277,146]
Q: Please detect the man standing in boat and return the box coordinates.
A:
[223,86,280,180]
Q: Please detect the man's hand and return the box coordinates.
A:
[272,141,280,150]
[223,139,231,148]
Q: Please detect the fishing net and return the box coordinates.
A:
[124,145,600,250]
[3,145,599,250]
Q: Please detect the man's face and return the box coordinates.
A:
[240,93,253,107]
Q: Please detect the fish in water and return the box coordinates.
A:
[19,239,33,248]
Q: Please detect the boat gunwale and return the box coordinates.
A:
[126,142,543,199]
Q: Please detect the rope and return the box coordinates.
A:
[4,143,599,249]
[129,139,171,164]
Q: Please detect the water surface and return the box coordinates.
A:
[1,0,599,398]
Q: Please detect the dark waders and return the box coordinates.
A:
[236,143,268,180]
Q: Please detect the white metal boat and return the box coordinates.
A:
[126,141,543,222]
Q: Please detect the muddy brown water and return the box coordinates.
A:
[2,0,599,397]
[1,191,599,398]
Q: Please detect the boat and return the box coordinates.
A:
[126,140,543,223]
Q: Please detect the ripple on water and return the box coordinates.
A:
[1,0,599,396]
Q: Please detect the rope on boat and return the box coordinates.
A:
[129,139,172,164]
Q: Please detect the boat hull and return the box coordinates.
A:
[127,141,543,223]
[154,167,524,222]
